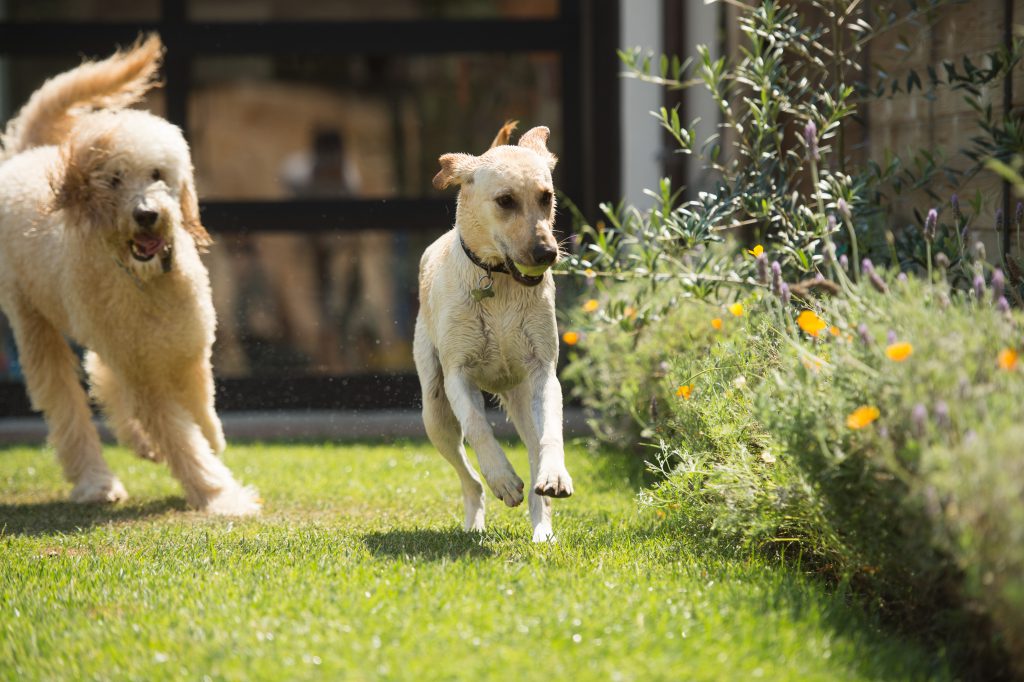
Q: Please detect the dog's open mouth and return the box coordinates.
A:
[505,258,546,287]
[129,233,167,262]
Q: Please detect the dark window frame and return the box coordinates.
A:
[0,0,620,415]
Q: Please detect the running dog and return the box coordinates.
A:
[414,122,573,542]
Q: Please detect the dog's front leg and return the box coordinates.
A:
[444,372,524,507]
[506,367,573,542]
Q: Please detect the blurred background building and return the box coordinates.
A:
[0,0,1017,415]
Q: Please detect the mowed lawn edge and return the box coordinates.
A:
[1,441,950,681]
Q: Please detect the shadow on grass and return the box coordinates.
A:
[362,527,493,560]
[0,497,186,537]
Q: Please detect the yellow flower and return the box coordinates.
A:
[711,317,723,331]
[747,244,764,257]
[584,268,595,278]
[846,405,880,430]
[728,303,744,317]
[582,299,599,313]
[885,342,913,362]
[829,326,841,337]
[998,348,1019,370]
[624,306,637,319]
[675,384,694,400]
[562,331,580,346]
[796,310,827,337]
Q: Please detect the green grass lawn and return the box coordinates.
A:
[1,439,949,681]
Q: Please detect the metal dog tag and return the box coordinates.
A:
[471,273,495,301]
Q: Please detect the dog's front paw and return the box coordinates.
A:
[535,467,574,498]
[484,470,525,507]
[532,524,556,543]
[200,485,262,516]
[70,473,128,504]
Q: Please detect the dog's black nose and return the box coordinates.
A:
[531,242,558,266]
[133,206,159,228]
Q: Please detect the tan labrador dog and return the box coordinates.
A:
[414,123,573,542]
[0,37,259,515]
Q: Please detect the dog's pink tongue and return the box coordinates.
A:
[134,234,165,258]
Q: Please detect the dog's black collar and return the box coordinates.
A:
[460,237,509,275]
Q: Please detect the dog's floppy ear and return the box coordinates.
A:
[180,176,212,251]
[432,153,479,190]
[518,126,558,170]
[50,132,116,228]
[488,120,518,149]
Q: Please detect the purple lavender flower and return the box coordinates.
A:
[804,120,819,161]
[973,273,985,300]
[992,268,1005,301]
[897,272,908,284]
[862,258,875,274]
[886,329,898,345]
[837,198,850,219]
[756,254,769,285]
[951,193,961,225]
[814,272,825,283]
[924,208,938,242]
[997,296,1010,313]
[839,254,849,271]
[911,404,928,438]
[934,401,951,429]
[779,282,791,305]
[827,214,837,234]
[1016,202,1023,231]
[771,260,783,295]
[857,323,872,346]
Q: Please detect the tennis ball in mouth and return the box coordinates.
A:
[513,262,551,277]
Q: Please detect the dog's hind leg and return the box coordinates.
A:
[85,351,159,462]
[134,396,259,515]
[416,342,486,531]
[8,302,127,502]
[179,357,226,455]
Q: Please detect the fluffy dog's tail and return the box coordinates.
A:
[0,34,163,160]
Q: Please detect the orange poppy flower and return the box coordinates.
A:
[562,331,580,346]
[676,384,694,400]
[998,348,1018,370]
[747,244,764,257]
[797,310,827,337]
[624,306,637,319]
[885,342,913,362]
[711,317,723,331]
[846,405,880,429]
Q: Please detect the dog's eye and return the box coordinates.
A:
[109,173,122,189]
[539,190,553,206]
[151,169,162,182]
[495,194,518,210]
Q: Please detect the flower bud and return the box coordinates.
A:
[804,120,819,161]
[911,403,928,438]
[756,254,769,284]
[779,282,791,306]
[862,257,875,274]
[839,254,849,271]
[857,323,872,345]
[771,260,783,295]
[972,240,986,262]
[992,268,1005,301]
[951,194,961,225]
[934,252,950,270]
[837,198,850,219]
[886,329,897,345]
[973,273,985,300]
[997,296,1010,313]
[924,208,938,242]
[934,401,951,429]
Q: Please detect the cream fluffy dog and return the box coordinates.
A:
[0,36,259,515]
[414,123,574,542]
